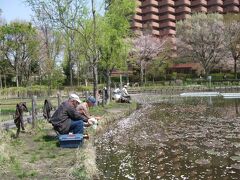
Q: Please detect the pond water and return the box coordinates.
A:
[96,96,240,179]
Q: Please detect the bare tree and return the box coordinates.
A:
[131,34,168,85]
[176,13,227,77]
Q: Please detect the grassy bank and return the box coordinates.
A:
[0,101,137,179]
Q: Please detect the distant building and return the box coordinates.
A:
[132,0,240,37]
[168,63,204,76]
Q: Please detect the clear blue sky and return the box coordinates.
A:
[0,0,33,22]
[0,0,104,23]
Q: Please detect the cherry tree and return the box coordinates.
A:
[224,19,240,79]
[176,13,227,77]
[132,34,169,84]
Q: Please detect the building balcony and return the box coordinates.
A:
[133,29,143,36]
[131,21,143,28]
[175,6,191,14]
[142,6,159,14]
[160,21,176,28]
[136,7,142,14]
[159,0,175,7]
[175,0,191,7]
[207,0,223,6]
[176,13,191,21]
[224,6,240,13]
[133,14,142,21]
[143,22,160,29]
[144,29,160,36]
[152,30,160,36]
[143,14,159,21]
[192,6,208,13]
[169,37,176,44]
[136,0,141,6]
[191,0,207,7]
[159,14,175,21]
[148,22,160,28]
[159,6,175,14]
[142,0,159,7]
[208,6,223,13]
[160,29,176,36]
[224,0,239,6]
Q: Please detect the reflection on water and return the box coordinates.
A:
[96,97,240,179]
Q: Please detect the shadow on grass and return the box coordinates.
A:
[42,135,57,142]
[41,135,60,147]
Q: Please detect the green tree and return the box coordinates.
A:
[98,0,135,102]
[1,22,39,87]
[26,0,101,97]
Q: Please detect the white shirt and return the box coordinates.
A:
[121,87,129,96]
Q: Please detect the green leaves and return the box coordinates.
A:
[0,21,39,86]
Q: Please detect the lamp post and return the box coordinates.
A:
[208,75,212,89]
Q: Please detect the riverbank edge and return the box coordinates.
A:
[71,102,138,179]
[0,102,137,179]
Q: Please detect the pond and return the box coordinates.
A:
[96,95,240,179]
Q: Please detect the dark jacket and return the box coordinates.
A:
[50,101,87,134]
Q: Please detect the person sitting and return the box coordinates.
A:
[121,85,129,97]
[49,94,88,135]
[76,96,100,128]
[113,87,121,101]
[120,85,131,103]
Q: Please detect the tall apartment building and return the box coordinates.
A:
[131,0,240,37]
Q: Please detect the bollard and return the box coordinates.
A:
[85,91,89,101]
[57,92,62,107]
[102,89,105,107]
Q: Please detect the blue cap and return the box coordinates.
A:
[87,96,96,104]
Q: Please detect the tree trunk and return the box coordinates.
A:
[234,57,237,80]
[144,69,147,85]
[93,64,98,99]
[16,73,19,87]
[47,74,51,96]
[106,69,111,104]
[69,49,73,87]
[140,60,144,85]
[77,61,80,86]
[0,74,2,89]
[91,0,98,99]
[4,75,6,88]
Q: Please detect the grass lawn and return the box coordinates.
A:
[0,97,60,122]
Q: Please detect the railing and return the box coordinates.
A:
[1,82,240,129]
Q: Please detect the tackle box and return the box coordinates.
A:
[58,133,83,148]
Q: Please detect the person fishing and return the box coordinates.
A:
[76,96,101,128]
[49,94,88,135]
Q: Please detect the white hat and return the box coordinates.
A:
[124,85,127,88]
[69,94,81,104]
